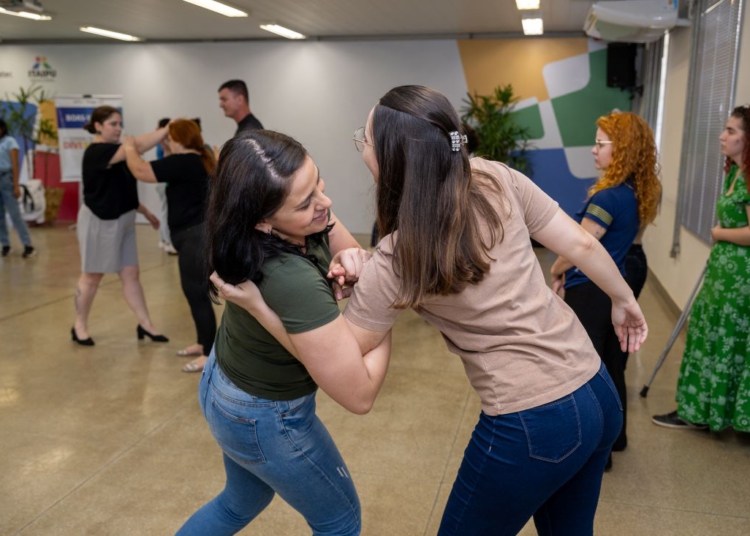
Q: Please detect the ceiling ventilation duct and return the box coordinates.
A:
[584,0,688,43]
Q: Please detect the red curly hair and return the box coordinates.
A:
[723,105,750,193]
[589,112,662,228]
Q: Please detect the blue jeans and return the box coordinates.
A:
[177,351,361,536]
[438,363,623,536]
[0,170,32,247]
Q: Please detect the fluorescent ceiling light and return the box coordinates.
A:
[182,0,248,17]
[516,0,540,9]
[80,26,142,41]
[260,24,306,39]
[522,18,544,35]
[0,7,51,20]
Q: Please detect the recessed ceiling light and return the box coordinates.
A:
[182,0,248,17]
[79,26,142,42]
[0,7,51,20]
[260,24,306,40]
[522,18,544,36]
[516,0,540,9]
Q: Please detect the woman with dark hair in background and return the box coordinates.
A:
[217,86,648,535]
[176,130,391,535]
[124,118,216,373]
[0,117,36,258]
[72,106,168,346]
[550,112,662,468]
[653,105,750,432]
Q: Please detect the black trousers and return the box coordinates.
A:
[565,281,628,451]
[624,244,648,299]
[171,223,216,353]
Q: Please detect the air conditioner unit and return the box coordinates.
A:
[584,0,681,43]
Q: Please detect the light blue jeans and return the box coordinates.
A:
[176,351,361,536]
[0,170,32,247]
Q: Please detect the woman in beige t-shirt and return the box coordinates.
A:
[217,86,648,535]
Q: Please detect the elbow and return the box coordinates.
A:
[347,396,375,415]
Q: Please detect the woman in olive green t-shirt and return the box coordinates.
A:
[176,130,391,535]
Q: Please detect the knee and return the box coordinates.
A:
[80,273,103,288]
[119,265,140,281]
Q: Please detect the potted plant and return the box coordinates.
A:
[461,84,532,175]
[2,84,64,223]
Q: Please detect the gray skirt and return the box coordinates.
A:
[77,205,138,273]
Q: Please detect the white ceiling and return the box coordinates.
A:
[0,0,606,43]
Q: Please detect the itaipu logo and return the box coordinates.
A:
[28,56,57,79]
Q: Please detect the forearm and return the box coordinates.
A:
[570,235,634,304]
[360,330,392,403]
[10,150,19,185]
[136,204,151,215]
[124,146,156,182]
[134,127,168,154]
[550,256,573,277]
[249,301,298,357]
[714,226,750,246]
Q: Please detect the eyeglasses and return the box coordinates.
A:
[353,127,371,152]
[594,140,614,149]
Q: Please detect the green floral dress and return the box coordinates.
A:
[676,166,750,432]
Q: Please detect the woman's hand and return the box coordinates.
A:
[551,273,565,298]
[145,211,160,230]
[328,248,372,300]
[210,271,265,314]
[611,298,648,353]
[12,184,21,199]
[136,204,160,230]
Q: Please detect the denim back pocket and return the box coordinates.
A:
[208,396,267,465]
[518,395,582,463]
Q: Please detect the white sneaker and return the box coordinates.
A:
[157,240,167,250]
[164,243,178,256]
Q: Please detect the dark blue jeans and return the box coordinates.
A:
[438,363,622,536]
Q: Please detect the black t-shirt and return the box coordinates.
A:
[150,153,209,234]
[235,113,264,136]
[82,143,139,220]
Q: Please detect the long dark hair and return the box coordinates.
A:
[205,130,331,301]
[0,118,8,138]
[372,85,504,308]
[724,105,750,193]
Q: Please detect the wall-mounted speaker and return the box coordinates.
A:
[606,43,637,89]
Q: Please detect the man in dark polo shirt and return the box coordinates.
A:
[218,79,264,136]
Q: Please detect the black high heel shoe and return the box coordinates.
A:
[137,324,169,343]
[71,327,95,346]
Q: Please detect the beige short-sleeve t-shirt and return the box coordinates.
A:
[344,158,601,415]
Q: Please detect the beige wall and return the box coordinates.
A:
[457,38,588,101]
[645,5,750,309]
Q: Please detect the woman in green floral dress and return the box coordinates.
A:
[653,105,750,432]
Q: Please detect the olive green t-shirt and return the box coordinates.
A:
[215,236,340,400]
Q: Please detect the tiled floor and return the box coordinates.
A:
[1,224,748,535]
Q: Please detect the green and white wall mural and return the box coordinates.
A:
[459,38,633,216]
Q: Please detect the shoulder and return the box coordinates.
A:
[262,253,321,289]
[1,136,19,149]
[84,142,119,159]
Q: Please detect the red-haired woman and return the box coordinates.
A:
[551,111,662,467]
[124,119,217,373]
[653,105,750,432]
